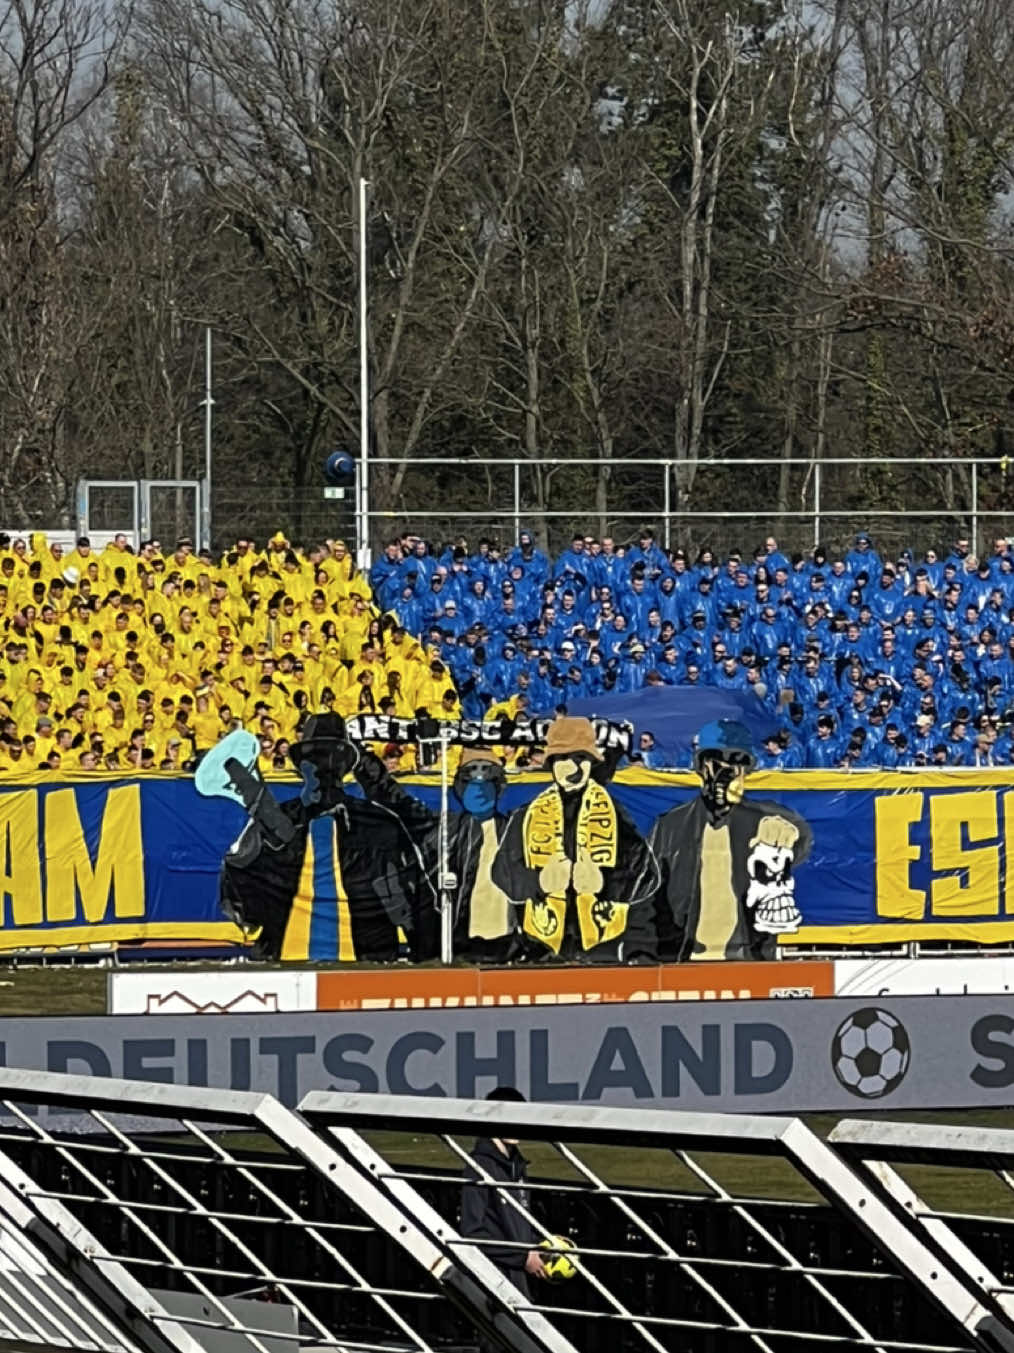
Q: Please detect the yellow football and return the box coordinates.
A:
[540,1234,577,1281]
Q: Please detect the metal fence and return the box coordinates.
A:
[303,1092,1010,1353]
[0,1069,569,1353]
[3,1067,1014,1352]
[211,455,1014,561]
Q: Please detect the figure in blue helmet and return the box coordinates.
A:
[648,720,813,961]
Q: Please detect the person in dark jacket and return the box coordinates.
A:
[460,1086,546,1351]
[492,716,659,963]
[354,744,519,961]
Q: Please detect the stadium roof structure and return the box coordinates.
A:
[0,1068,1010,1352]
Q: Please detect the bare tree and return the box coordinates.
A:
[133,0,572,539]
[0,0,131,522]
[619,0,785,516]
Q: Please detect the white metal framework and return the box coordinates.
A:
[76,480,207,551]
[2,1069,1014,1353]
[0,1069,575,1353]
[300,1093,1014,1353]
[353,453,1011,556]
[76,480,142,548]
[830,1119,1014,1339]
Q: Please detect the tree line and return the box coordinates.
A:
[0,0,1011,553]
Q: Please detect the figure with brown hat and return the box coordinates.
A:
[492,716,659,962]
[354,742,519,961]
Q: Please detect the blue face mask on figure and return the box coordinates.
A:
[458,778,498,820]
[454,759,502,820]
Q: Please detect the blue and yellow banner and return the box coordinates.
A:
[0,774,249,950]
[1,769,1012,953]
[615,769,1014,948]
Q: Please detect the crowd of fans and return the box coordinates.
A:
[0,529,456,775]
[371,525,1014,769]
[1,523,1012,775]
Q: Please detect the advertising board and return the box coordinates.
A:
[8,768,1014,958]
[108,961,834,1015]
[834,956,1014,997]
[6,996,1014,1114]
[107,970,319,1015]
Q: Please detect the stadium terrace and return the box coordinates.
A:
[1,525,1011,774]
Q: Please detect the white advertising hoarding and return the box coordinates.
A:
[834,957,1014,997]
[108,970,318,1015]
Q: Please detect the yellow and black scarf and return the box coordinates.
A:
[521,782,626,952]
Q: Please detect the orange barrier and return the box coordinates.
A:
[316,960,834,1011]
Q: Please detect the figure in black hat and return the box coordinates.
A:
[196,715,436,961]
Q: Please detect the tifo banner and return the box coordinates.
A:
[6,756,1014,955]
[4,996,1014,1112]
[108,960,834,1015]
[344,712,634,754]
[0,777,248,951]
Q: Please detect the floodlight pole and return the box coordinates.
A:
[202,326,214,550]
[357,176,371,571]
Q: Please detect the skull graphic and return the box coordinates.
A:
[745,815,803,934]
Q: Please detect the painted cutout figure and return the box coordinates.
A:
[492,716,659,962]
[196,715,436,962]
[355,745,518,961]
[648,719,812,961]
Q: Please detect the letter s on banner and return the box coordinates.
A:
[323,1033,379,1093]
[929,791,1000,917]
[970,1014,1014,1088]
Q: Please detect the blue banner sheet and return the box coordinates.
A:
[0,769,1011,952]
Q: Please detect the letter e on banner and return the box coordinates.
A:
[875,793,925,919]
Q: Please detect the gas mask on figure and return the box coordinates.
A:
[550,753,594,794]
[695,747,752,818]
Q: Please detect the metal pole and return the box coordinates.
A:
[203,326,213,550]
[663,463,671,550]
[971,460,978,559]
[358,176,371,571]
[513,462,521,542]
[813,460,821,549]
[438,725,456,965]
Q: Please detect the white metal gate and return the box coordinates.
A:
[76,480,141,548]
[77,479,205,550]
[142,480,202,550]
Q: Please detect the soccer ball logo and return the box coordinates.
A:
[831,1007,911,1099]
